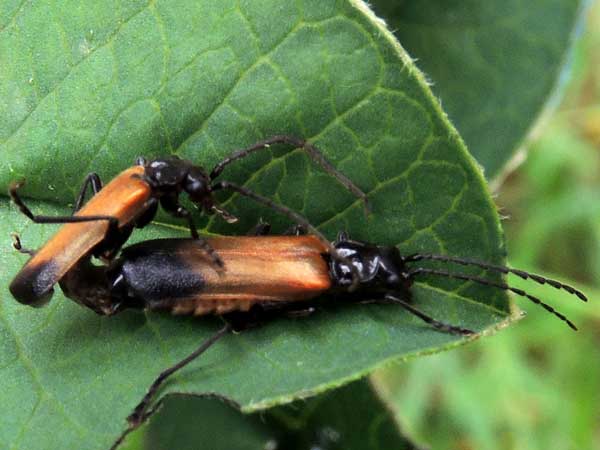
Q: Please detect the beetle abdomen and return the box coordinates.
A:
[113,236,332,315]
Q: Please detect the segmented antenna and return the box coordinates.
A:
[408,267,577,331]
[404,253,587,302]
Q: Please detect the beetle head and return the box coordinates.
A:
[331,234,411,292]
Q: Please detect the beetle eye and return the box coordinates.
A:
[332,254,363,286]
[186,177,207,197]
[185,167,210,199]
[386,273,399,285]
[334,263,354,285]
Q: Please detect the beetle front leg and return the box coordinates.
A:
[382,294,474,336]
[72,173,103,213]
[160,194,199,239]
[160,195,224,269]
[132,198,159,229]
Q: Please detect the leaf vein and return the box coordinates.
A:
[2,2,151,146]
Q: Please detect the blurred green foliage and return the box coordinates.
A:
[125,379,419,450]
[377,3,600,449]
[125,4,600,449]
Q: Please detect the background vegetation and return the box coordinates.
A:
[1,1,597,448]
[139,3,600,449]
[378,3,600,449]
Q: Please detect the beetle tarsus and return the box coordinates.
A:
[383,294,475,336]
[11,233,35,256]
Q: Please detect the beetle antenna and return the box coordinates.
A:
[208,135,371,215]
[408,267,577,330]
[404,253,587,302]
[212,180,361,290]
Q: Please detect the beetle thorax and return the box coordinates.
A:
[331,240,409,291]
[144,157,188,187]
[144,157,212,201]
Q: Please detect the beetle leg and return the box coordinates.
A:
[247,220,271,236]
[210,204,238,223]
[96,224,134,262]
[382,294,474,335]
[209,135,371,215]
[126,323,231,426]
[284,224,307,235]
[11,233,35,256]
[132,198,159,229]
[251,221,307,236]
[72,173,103,213]
[160,194,200,239]
[160,195,225,269]
[9,181,119,226]
[212,180,361,289]
[224,301,321,331]
[282,305,317,318]
[335,231,349,244]
[98,200,158,261]
[221,304,288,332]
[110,323,232,450]
[195,238,226,270]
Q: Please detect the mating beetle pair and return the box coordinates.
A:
[8,135,587,447]
[9,135,369,307]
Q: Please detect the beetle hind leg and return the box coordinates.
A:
[114,322,232,449]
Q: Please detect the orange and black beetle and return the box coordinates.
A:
[9,135,369,307]
[52,228,585,443]
[11,226,586,447]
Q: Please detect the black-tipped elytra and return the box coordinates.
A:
[9,135,371,308]
[33,225,585,449]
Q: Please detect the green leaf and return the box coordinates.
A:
[375,270,595,450]
[0,1,507,449]
[123,379,420,450]
[368,0,589,179]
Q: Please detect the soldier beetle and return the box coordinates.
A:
[9,135,370,307]
[9,223,586,448]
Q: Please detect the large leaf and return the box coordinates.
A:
[0,1,508,449]
[369,0,589,179]
[374,270,596,450]
[121,379,419,450]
